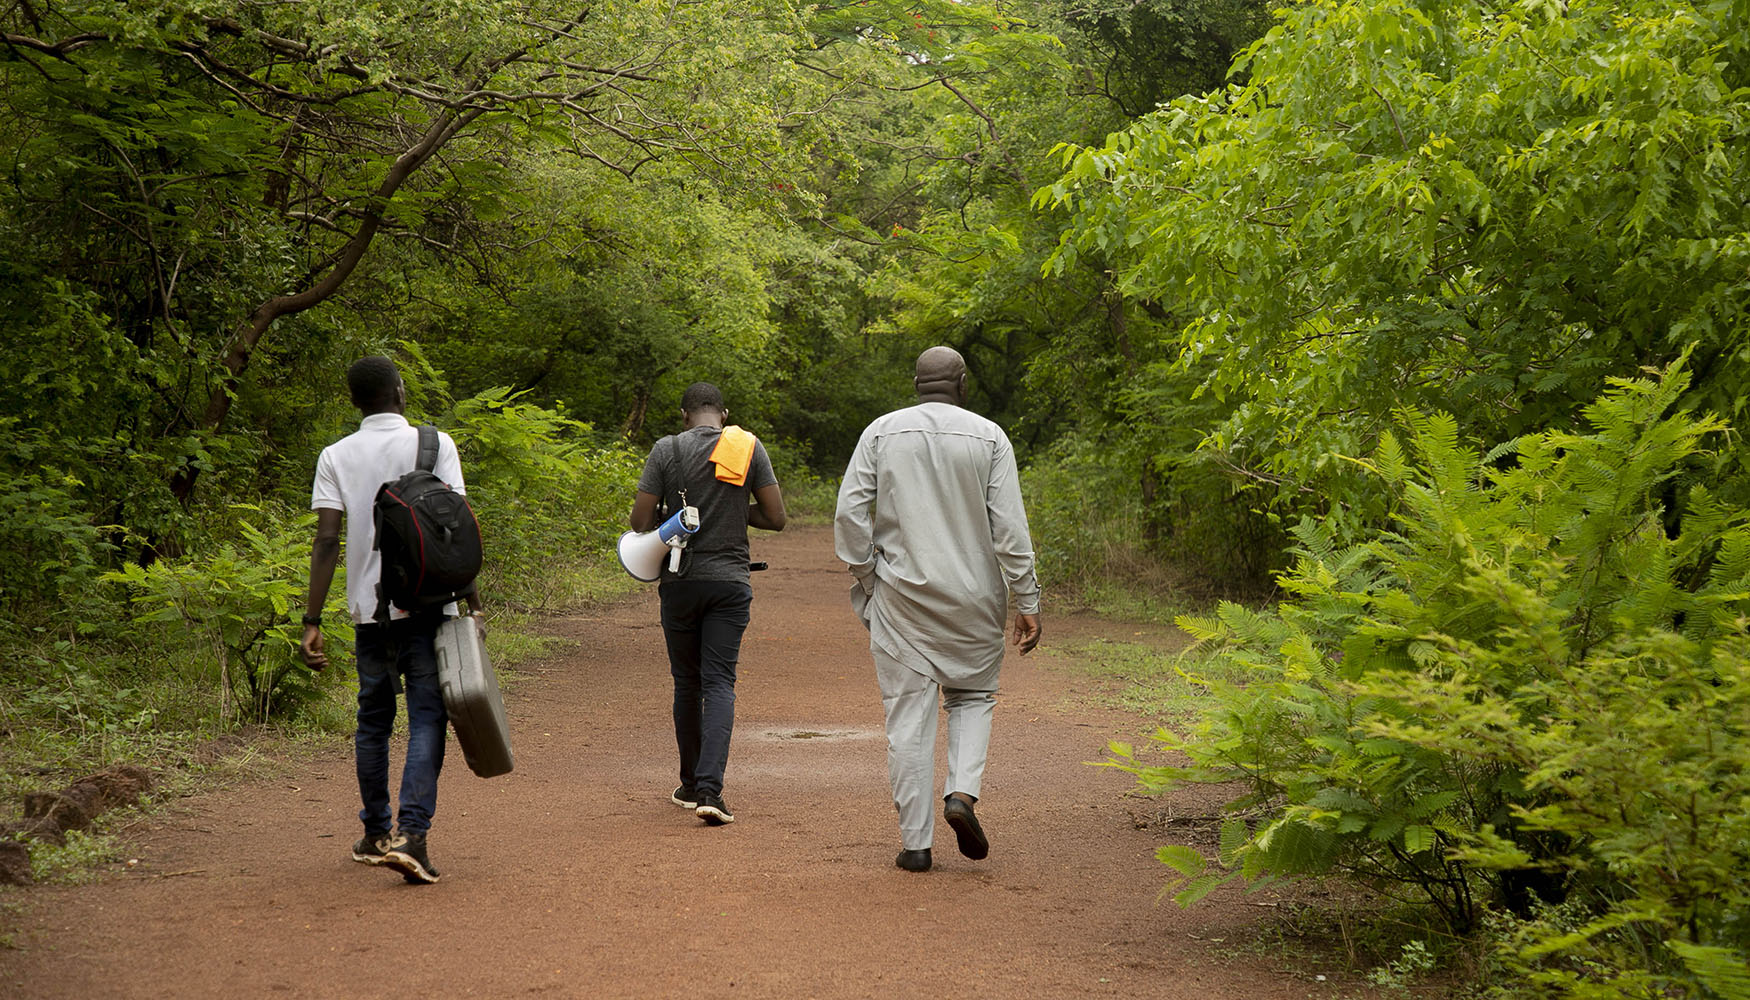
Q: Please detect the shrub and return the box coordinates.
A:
[1107,363,1750,997]
[0,441,115,619]
[102,504,347,724]
[763,437,839,519]
[1022,433,1146,590]
[444,387,642,610]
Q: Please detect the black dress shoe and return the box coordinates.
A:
[895,848,932,872]
[943,795,989,860]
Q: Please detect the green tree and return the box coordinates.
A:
[0,0,862,546]
[1044,0,1750,540]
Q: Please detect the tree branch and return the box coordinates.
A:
[180,103,489,483]
[0,30,104,58]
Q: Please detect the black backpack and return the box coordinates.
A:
[372,424,482,622]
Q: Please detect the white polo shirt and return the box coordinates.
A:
[311,413,466,624]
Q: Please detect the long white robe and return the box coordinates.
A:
[834,402,1041,691]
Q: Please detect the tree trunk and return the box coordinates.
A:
[215,640,233,726]
[622,389,651,440]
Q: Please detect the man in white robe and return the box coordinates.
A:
[834,346,1042,872]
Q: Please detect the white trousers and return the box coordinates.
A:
[873,644,996,851]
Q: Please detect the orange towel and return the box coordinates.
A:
[709,426,757,485]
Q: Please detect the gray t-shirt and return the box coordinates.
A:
[637,426,777,583]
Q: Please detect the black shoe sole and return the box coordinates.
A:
[944,799,989,861]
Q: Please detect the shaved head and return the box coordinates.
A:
[914,346,967,403]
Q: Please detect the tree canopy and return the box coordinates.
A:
[1043,0,1750,529]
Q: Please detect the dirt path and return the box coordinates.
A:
[6,525,1367,999]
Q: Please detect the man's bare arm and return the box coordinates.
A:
[748,482,787,531]
[629,491,662,532]
[301,508,343,670]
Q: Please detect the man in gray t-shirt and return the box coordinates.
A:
[630,382,785,826]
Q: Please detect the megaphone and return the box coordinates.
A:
[617,506,700,581]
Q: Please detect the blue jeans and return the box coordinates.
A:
[354,615,448,837]
[659,580,752,798]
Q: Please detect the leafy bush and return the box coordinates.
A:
[1022,433,1146,590]
[0,456,113,619]
[102,505,348,724]
[1107,364,1750,997]
[1116,359,1296,590]
[763,437,839,519]
[444,386,642,611]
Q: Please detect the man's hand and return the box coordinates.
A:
[300,624,328,671]
[1012,613,1041,655]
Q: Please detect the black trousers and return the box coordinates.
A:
[658,579,752,797]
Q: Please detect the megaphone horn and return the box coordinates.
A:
[617,507,701,582]
[617,529,670,582]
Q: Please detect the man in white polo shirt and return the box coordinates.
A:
[300,356,482,885]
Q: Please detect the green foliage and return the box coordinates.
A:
[0,277,190,612]
[0,458,114,617]
[6,649,161,742]
[0,0,957,564]
[1044,0,1750,535]
[762,441,839,520]
[1056,0,1276,115]
[1107,365,1750,995]
[442,386,643,611]
[102,505,347,724]
[1022,433,1146,589]
[1367,939,1435,994]
[26,829,121,886]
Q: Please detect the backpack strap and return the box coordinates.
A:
[416,424,439,473]
[663,433,696,576]
[372,481,395,624]
[666,433,685,508]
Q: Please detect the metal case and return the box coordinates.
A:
[434,616,514,778]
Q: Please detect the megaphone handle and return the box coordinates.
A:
[669,546,683,573]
